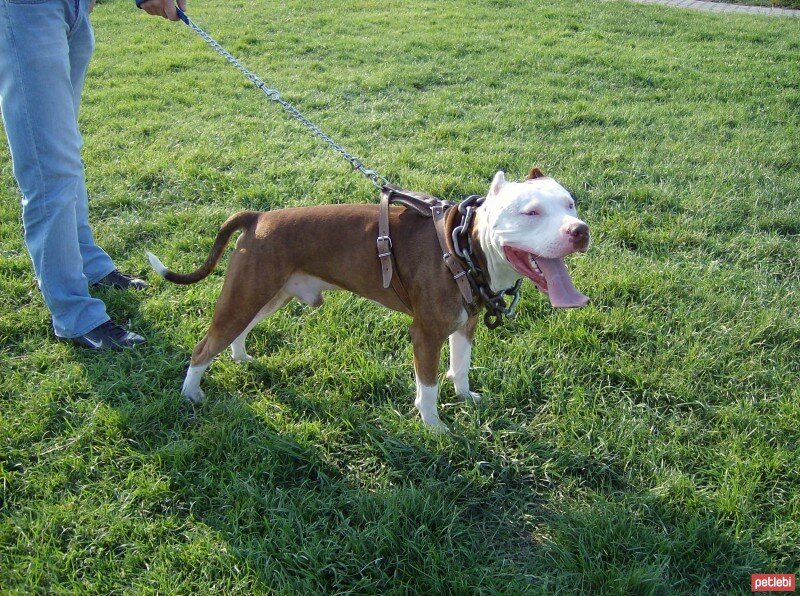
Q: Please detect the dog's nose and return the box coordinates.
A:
[568,222,590,248]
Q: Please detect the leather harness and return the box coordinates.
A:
[377,185,477,313]
[377,187,413,308]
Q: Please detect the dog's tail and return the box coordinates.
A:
[146,210,259,285]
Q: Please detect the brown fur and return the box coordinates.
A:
[526,167,546,180]
[160,204,477,385]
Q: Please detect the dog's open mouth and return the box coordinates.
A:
[503,246,589,308]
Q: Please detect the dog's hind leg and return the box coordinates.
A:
[182,360,211,404]
[184,298,279,403]
[182,259,290,403]
[230,291,291,362]
[229,274,336,363]
[409,322,449,432]
[446,315,480,403]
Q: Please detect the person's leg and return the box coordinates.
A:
[68,5,116,284]
[75,176,116,284]
[0,0,109,337]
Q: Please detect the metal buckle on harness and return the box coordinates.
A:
[377,235,393,258]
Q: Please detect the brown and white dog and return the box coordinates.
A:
[147,168,590,431]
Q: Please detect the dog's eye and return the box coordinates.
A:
[568,202,575,210]
[564,187,579,205]
[524,210,539,217]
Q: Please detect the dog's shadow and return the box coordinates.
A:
[72,293,770,592]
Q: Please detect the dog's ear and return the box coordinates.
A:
[526,167,545,180]
[488,171,506,197]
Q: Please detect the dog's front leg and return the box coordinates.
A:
[410,323,448,432]
[446,316,480,403]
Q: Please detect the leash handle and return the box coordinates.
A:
[134,0,190,24]
[175,6,189,24]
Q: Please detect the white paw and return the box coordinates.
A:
[182,387,205,404]
[446,370,456,383]
[231,353,254,363]
[421,415,450,434]
[459,391,482,404]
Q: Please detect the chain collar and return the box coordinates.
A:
[450,195,523,329]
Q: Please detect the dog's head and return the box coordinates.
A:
[476,168,590,308]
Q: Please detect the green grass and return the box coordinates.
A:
[2,0,799,592]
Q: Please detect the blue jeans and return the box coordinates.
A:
[0,0,115,338]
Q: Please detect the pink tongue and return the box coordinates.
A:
[536,257,589,308]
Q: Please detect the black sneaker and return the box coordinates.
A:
[64,320,146,351]
[93,270,148,290]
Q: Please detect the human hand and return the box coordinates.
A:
[138,0,186,21]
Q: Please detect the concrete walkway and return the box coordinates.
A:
[629,0,800,17]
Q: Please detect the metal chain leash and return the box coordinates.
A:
[175,8,390,189]
[172,8,521,329]
[450,195,522,329]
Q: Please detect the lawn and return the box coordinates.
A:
[1,0,799,592]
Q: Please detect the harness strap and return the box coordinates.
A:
[385,189,453,216]
[377,189,393,288]
[431,204,475,305]
[377,187,482,313]
[377,188,412,308]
